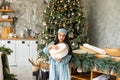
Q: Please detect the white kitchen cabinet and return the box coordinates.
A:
[0,39,38,65]
[1,40,16,66]
[30,40,38,61]
[16,40,30,64]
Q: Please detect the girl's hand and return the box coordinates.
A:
[53,57,62,62]
[48,45,58,50]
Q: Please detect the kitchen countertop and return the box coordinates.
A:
[0,37,38,40]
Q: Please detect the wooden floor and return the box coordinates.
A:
[10,64,36,80]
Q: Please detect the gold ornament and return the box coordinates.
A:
[58,24,61,27]
[67,0,70,3]
[71,13,74,15]
[45,36,48,39]
[47,5,50,8]
[51,12,53,16]
[52,2,55,5]
[45,26,48,31]
[57,1,59,4]
[69,6,72,8]
[63,23,65,27]
[42,40,45,44]
[78,13,81,16]
[73,3,75,5]
[67,13,70,17]
[43,21,47,26]
[44,10,46,13]
[53,8,56,11]
[60,0,63,3]
[55,21,57,24]
[64,5,67,8]
[53,17,55,19]
[72,42,75,46]
[69,33,74,38]
[58,7,61,10]
[42,31,45,34]
[58,16,60,18]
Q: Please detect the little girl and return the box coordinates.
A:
[43,28,72,80]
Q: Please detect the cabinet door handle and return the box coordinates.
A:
[8,41,11,43]
[22,41,25,44]
[36,41,38,44]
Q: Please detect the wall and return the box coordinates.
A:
[87,0,120,48]
[0,0,46,37]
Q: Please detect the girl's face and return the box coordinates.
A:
[58,32,66,43]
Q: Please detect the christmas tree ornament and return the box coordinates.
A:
[71,13,74,15]
[67,0,70,3]
[77,1,80,4]
[55,21,57,24]
[60,0,63,3]
[63,23,65,27]
[44,10,46,13]
[53,9,55,11]
[69,6,72,9]
[67,13,70,18]
[52,2,55,5]
[72,42,75,46]
[70,8,73,11]
[69,33,74,38]
[64,5,67,8]
[43,21,47,26]
[53,16,55,19]
[78,13,81,16]
[42,31,45,34]
[58,7,61,10]
[57,1,59,4]
[45,36,48,39]
[73,2,75,5]
[58,16,60,18]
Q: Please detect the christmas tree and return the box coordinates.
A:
[38,0,89,54]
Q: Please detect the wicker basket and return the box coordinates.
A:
[40,62,49,70]
[104,48,120,57]
[32,65,40,72]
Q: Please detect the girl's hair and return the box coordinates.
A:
[54,27,72,55]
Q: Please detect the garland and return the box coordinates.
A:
[70,53,120,76]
